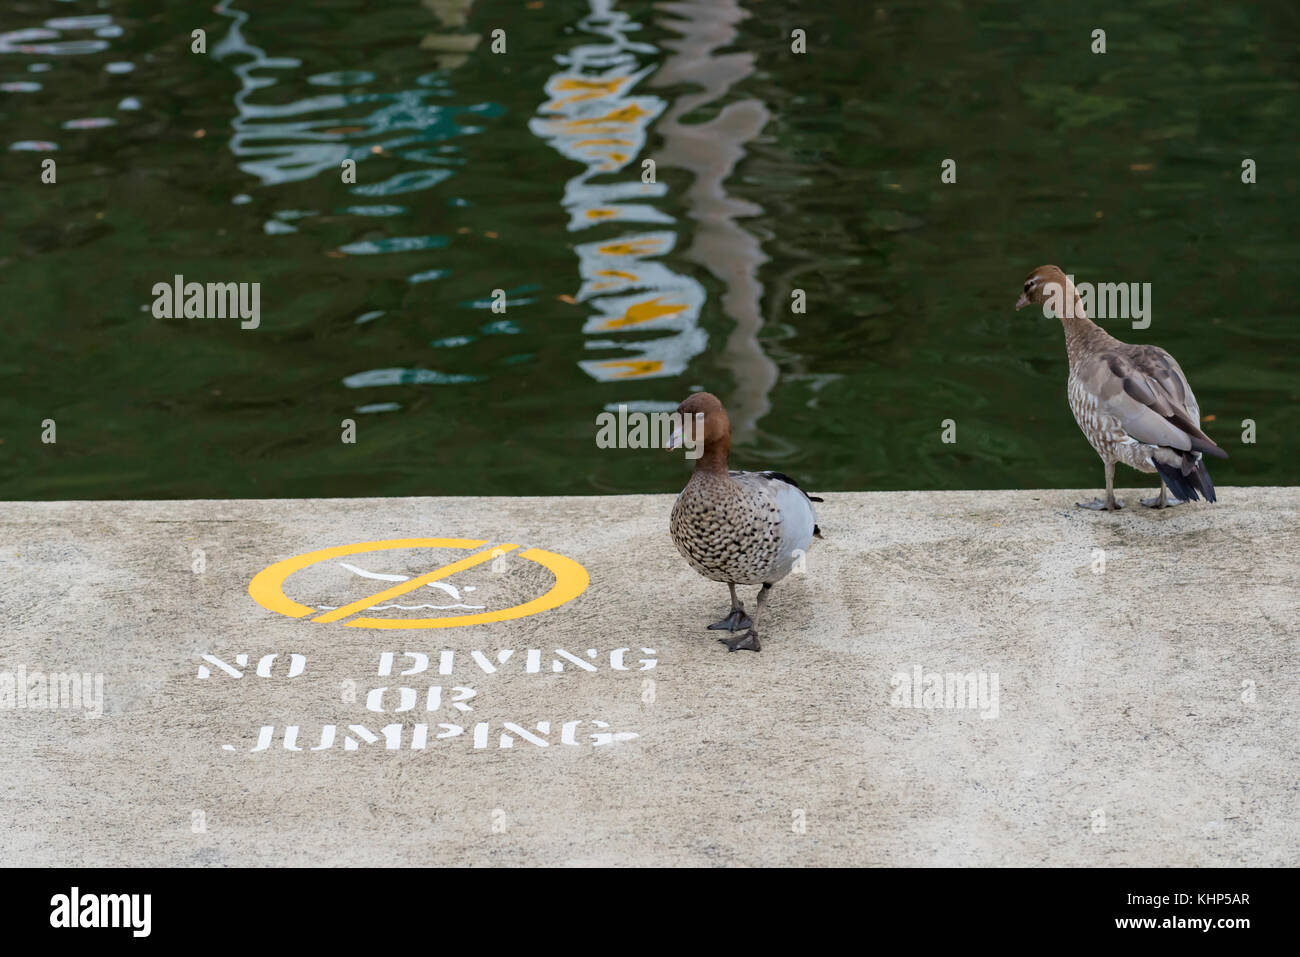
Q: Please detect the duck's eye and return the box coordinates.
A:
[1023,281,1032,292]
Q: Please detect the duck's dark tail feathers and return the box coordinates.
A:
[1155,452,1217,503]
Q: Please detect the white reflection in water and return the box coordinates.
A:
[649,0,777,442]
[212,1,487,204]
[1,12,135,152]
[530,0,708,387]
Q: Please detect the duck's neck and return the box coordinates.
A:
[1056,286,1114,366]
[692,434,731,477]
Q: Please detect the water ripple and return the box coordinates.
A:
[338,235,449,255]
[343,368,484,388]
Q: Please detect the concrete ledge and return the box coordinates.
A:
[1,488,1296,866]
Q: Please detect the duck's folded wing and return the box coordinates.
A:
[1081,348,1228,458]
[731,470,819,545]
[731,470,823,543]
[731,470,823,503]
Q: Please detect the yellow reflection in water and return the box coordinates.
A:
[529,0,706,386]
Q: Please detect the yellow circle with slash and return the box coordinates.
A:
[248,538,589,629]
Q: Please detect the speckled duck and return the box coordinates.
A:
[667,392,821,652]
[1017,265,1227,510]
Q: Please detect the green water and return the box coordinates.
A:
[2,0,1296,499]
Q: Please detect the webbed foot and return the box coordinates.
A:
[1076,497,1122,511]
[1140,492,1178,509]
[719,629,761,653]
[707,609,753,632]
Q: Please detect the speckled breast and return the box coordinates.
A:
[670,479,782,585]
[1066,373,1155,471]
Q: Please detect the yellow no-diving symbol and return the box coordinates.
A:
[248,538,589,629]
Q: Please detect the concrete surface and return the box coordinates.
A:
[0,488,1297,867]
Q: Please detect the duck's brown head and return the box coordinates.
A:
[1016,264,1070,311]
[668,391,730,469]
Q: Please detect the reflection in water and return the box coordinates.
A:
[650,0,776,443]
[213,0,485,194]
[211,0,500,399]
[4,0,1293,500]
[1,12,137,152]
[530,0,706,395]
